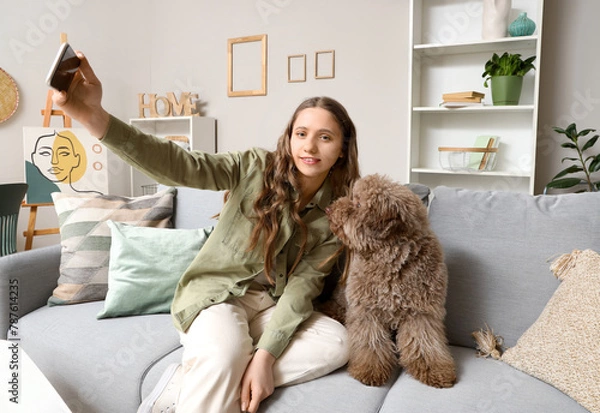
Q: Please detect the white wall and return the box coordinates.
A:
[146,0,407,174]
[0,0,599,251]
[535,0,600,193]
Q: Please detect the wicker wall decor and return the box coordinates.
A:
[0,68,19,124]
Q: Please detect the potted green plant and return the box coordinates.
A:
[482,52,536,105]
[545,123,600,193]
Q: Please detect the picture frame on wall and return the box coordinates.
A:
[287,54,306,83]
[227,34,268,97]
[315,50,335,79]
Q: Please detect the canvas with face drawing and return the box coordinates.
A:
[23,127,108,204]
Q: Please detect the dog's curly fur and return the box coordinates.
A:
[325,174,456,388]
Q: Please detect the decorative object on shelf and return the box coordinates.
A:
[287,54,306,83]
[0,67,19,124]
[138,92,199,118]
[440,91,485,108]
[141,184,158,195]
[439,136,499,172]
[482,0,512,40]
[482,52,536,105]
[315,50,335,79]
[227,34,268,97]
[509,12,536,37]
[165,135,190,151]
[545,123,600,193]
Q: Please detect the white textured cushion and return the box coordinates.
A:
[502,249,600,413]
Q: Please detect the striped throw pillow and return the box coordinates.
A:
[48,188,176,305]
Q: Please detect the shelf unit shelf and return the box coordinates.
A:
[407,0,544,194]
[414,35,538,56]
[411,168,531,178]
[414,105,534,113]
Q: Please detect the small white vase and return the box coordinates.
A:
[482,0,512,40]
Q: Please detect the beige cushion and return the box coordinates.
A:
[49,188,175,305]
[502,249,600,413]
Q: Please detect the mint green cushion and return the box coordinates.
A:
[97,221,213,319]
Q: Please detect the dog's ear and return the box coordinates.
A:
[381,190,428,238]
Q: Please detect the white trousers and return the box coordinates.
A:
[177,288,348,413]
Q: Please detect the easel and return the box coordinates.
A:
[22,33,70,250]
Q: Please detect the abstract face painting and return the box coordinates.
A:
[31,130,83,185]
[23,127,108,203]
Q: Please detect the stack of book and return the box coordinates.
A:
[440,91,485,108]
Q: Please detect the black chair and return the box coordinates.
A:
[0,183,28,256]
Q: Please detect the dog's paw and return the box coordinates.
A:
[347,342,396,387]
[348,363,391,387]
[421,366,457,388]
[406,359,457,388]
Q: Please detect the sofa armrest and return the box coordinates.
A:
[0,245,61,337]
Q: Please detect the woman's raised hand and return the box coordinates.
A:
[52,52,110,139]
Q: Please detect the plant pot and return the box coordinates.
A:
[491,75,523,105]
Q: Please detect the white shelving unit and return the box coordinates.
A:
[129,116,217,196]
[408,0,544,194]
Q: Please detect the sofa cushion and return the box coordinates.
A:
[162,186,224,230]
[19,301,181,413]
[141,360,397,413]
[97,222,213,319]
[429,187,600,348]
[259,367,399,413]
[502,249,600,413]
[379,346,588,413]
[49,189,175,306]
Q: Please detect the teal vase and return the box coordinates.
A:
[509,12,536,37]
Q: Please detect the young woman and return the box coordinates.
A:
[53,52,360,413]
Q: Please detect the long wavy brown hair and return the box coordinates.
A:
[247,96,360,283]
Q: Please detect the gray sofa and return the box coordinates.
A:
[1,185,594,413]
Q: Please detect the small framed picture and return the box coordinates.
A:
[287,54,306,83]
[315,50,335,79]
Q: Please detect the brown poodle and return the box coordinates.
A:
[325,174,456,388]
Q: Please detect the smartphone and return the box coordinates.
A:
[45,42,81,91]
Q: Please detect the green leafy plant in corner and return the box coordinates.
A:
[546,123,600,192]
[482,52,536,87]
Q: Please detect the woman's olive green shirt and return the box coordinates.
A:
[101,116,340,358]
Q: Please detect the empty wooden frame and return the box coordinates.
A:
[287,54,306,83]
[227,34,268,97]
[315,50,335,79]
